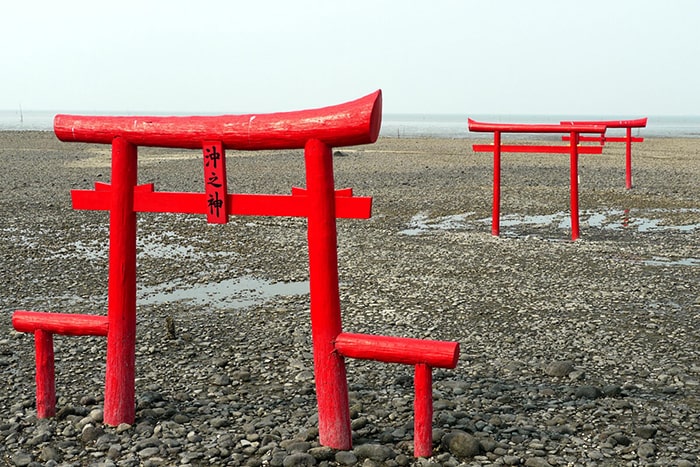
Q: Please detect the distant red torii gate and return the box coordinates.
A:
[468,119,607,241]
[561,117,647,189]
[13,90,459,458]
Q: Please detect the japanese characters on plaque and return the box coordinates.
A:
[202,141,228,223]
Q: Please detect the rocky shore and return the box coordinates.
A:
[1,132,699,466]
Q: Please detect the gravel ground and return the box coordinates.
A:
[1,131,699,467]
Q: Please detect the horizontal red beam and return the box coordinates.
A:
[603,136,644,143]
[561,117,647,128]
[468,118,606,134]
[13,311,108,336]
[472,144,603,154]
[54,91,382,150]
[334,332,460,369]
[562,135,644,143]
[71,186,372,219]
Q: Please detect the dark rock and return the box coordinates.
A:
[637,442,656,458]
[442,431,480,459]
[545,361,574,377]
[524,457,553,467]
[602,384,622,397]
[335,451,358,465]
[308,446,334,461]
[81,424,103,443]
[574,385,602,399]
[353,443,395,461]
[10,452,32,467]
[635,425,658,439]
[282,452,316,466]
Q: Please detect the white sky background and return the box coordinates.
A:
[2,0,699,116]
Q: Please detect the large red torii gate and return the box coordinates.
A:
[13,90,459,457]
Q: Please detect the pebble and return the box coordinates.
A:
[441,431,481,459]
[545,361,574,377]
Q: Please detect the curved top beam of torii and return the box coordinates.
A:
[468,118,606,134]
[54,90,383,150]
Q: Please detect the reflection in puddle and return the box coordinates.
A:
[139,276,309,310]
[401,208,700,236]
[400,212,475,236]
[499,213,570,229]
[643,256,700,267]
[588,209,700,232]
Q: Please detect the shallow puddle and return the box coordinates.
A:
[400,212,475,236]
[138,276,309,310]
[642,256,700,267]
[401,208,700,236]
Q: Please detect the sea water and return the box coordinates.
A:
[381,114,700,138]
[1,109,699,138]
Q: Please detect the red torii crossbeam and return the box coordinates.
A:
[561,117,647,190]
[14,90,460,458]
[468,119,607,241]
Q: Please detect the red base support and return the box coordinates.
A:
[34,330,56,418]
[414,363,433,457]
[335,332,459,456]
[12,311,109,417]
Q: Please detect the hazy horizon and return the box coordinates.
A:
[2,0,699,117]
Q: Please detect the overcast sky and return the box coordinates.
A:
[2,1,699,116]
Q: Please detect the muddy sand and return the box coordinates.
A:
[1,132,698,466]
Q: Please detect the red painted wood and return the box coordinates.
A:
[414,364,433,458]
[202,141,228,223]
[34,329,56,418]
[561,117,647,128]
[472,144,603,154]
[492,132,501,236]
[54,91,382,150]
[599,136,644,143]
[623,129,636,190]
[72,189,372,219]
[304,138,352,450]
[13,311,108,336]
[334,333,460,368]
[562,135,644,143]
[569,132,581,241]
[104,137,137,426]
[468,118,606,134]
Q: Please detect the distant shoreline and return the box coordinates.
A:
[1,111,699,138]
[0,130,698,142]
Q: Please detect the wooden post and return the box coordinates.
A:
[304,138,352,449]
[104,136,138,426]
[625,127,633,190]
[492,131,501,237]
[569,131,580,241]
[34,329,56,418]
[414,363,433,457]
